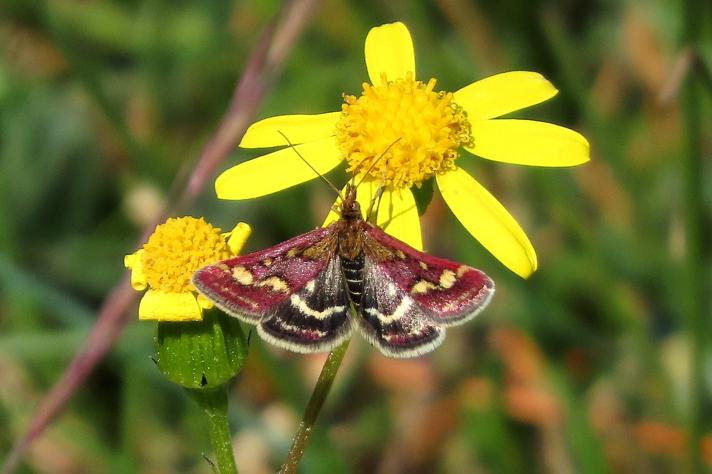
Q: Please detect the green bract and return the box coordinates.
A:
[155,309,247,389]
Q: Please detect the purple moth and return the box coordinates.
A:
[193,183,494,358]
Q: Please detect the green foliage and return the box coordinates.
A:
[0,0,710,472]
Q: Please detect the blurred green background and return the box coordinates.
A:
[0,0,710,473]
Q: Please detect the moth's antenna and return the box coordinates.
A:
[354,137,401,189]
[278,131,343,198]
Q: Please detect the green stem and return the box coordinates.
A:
[681,1,705,472]
[189,387,238,474]
[279,338,351,474]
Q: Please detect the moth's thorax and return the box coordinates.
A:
[337,218,365,261]
[336,183,365,261]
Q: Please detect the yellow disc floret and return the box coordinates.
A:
[140,217,230,293]
[335,72,473,189]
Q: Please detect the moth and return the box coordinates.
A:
[193,184,494,358]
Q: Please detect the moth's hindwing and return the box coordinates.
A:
[363,223,494,326]
[356,255,445,358]
[258,255,352,353]
[351,222,494,358]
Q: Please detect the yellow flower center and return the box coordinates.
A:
[141,217,230,293]
[335,73,472,188]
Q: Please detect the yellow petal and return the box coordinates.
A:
[138,289,203,321]
[239,112,341,148]
[125,250,148,291]
[377,188,423,251]
[196,294,214,310]
[365,22,416,85]
[124,252,137,269]
[322,180,378,227]
[467,119,590,167]
[437,168,537,278]
[225,222,252,255]
[454,71,558,120]
[216,137,343,200]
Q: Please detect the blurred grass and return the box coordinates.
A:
[0,0,710,473]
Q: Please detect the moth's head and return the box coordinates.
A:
[340,183,361,220]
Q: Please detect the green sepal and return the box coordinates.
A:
[412,177,434,216]
[155,308,247,389]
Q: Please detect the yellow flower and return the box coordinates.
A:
[125,217,251,321]
[216,22,589,278]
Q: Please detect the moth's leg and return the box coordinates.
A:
[365,185,385,223]
[362,156,390,223]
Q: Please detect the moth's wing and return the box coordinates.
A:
[258,254,352,353]
[193,226,336,323]
[355,255,445,358]
[193,226,352,353]
[362,223,494,326]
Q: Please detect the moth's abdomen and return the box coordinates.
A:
[341,254,364,309]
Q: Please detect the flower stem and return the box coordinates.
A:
[189,387,238,474]
[279,338,351,474]
[681,0,705,472]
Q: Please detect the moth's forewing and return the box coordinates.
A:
[363,223,494,325]
[192,227,334,322]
